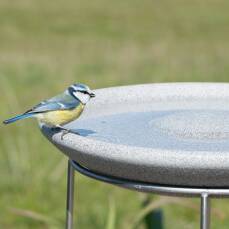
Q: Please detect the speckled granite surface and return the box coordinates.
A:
[42,83,229,187]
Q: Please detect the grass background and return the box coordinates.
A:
[0,0,229,228]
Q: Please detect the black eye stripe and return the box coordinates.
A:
[68,87,89,95]
[79,90,88,94]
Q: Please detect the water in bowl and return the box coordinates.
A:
[67,98,229,152]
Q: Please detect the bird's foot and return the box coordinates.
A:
[53,126,80,140]
[61,129,70,140]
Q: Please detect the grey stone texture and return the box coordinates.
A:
[42,83,229,187]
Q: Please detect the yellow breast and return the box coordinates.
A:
[38,104,84,126]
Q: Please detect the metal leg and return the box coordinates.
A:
[200,193,211,229]
[66,160,75,229]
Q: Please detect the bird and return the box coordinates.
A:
[3,83,95,138]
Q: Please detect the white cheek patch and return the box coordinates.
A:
[73,91,79,98]
[74,91,90,104]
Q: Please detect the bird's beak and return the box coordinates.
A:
[89,92,96,98]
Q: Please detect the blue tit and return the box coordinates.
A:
[3,83,95,136]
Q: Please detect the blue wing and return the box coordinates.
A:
[25,92,79,114]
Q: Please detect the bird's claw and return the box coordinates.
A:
[61,129,70,140]
[60,129,80,140]
[51,126,80,140]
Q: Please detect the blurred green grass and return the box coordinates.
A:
[1,0,229,228]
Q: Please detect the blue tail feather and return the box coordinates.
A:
[3,113,34,124]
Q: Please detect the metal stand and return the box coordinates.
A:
[66,160,75,229]
[66,160,229,229]
[201,193,210,229]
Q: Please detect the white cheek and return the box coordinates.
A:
[74,92,90,104]
[73,91,79,98]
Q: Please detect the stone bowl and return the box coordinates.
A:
[42,83,229,187]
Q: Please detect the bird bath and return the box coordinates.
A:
[42,83,229,229]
